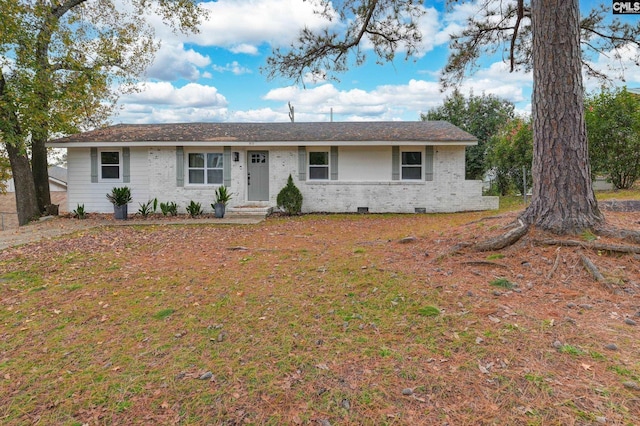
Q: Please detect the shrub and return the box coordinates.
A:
[137,200,154,217]
[186,200,203,217]
[160,201,178,216]
[106,186,132,206]
[72,204,87,219]
[214,185,233,205]
[277,174,303,215]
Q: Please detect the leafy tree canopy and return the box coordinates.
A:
[1,0,206,136]
[485,117,533,196]
[421,90,514,180]
[585,87,640,190]
[0,0,206,223]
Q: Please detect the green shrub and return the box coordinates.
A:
[106,186,132,206]
[72,204,87,219]
[214,185,233,205]
[137,200,154,217]
[186,200,203,217]
[160,201,178,216]
[277,174,303,215]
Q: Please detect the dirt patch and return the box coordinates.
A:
[0,192,67,231]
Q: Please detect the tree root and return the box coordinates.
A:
[533,239,640,254]
[580,254,615,291]
[460,260,509,269]
[472,219,529,252]
[596,225,640,245]
[546,247,561,280]
[449,218,640,256]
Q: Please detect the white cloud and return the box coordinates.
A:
[114,82,229,123]
[360,5,444,58]
[458,61,532,104]
[264,80,445,120]
[407,6,446,56]
[260,59,537,122]
[212,61,252,75]
[230,44,259,55]
[146,42,211,81]
[147,0,335,51]
[584,43,640,92]
[229,108,288,122]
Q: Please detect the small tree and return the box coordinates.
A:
[422,90,515,180]
[585,87,640,190]
[277,175,303,215]
[485,118,533,196]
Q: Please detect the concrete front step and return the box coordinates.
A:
[227,205,274,218]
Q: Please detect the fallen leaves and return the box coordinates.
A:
[0,211,639,425]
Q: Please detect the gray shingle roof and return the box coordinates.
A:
[48,121,477,144]
[47,165,67,183]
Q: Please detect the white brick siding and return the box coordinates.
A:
[65,145,498,214]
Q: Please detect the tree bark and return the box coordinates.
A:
[32,135,51,211]
[521,0,603,234]
[5,142,40,226]
[1,71,41,225]
[31,9,57,212]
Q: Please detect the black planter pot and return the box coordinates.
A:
[113,204,128,220]
[213,203,225,218]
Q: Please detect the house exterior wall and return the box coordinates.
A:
[66,147,150,212]
[295,146,495,213]
[65,145,498,214]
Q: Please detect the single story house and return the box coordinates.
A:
[47,121,499,214]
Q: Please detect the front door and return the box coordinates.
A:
[247,151,269,201]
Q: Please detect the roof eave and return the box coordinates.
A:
[47,139,477,148]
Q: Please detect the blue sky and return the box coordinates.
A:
[113,0,640,124]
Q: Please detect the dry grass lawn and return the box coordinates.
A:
[1,197,639,425]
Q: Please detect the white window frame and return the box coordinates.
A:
[308,149,330,180]
[98,149,122,182]
[186,151,224,185]
[401,150,423,180]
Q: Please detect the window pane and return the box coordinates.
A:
[402,152,422,165]
[309,152,328,165]
[251,153,266,163]
[402,166,422,180]
[207,153,223,168]
[207,169,223,184]
[189,170,204,184]
[102,165,120,179]
[309,166,329,180]
[189,153,205,168]
[101,151,119,165]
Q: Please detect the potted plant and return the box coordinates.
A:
[211,185,232,218]
[106,186,132,220]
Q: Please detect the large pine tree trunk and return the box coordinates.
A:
[522,0,603,234]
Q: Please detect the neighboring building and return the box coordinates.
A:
[4,165,67,193]
[47,121,499,214]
